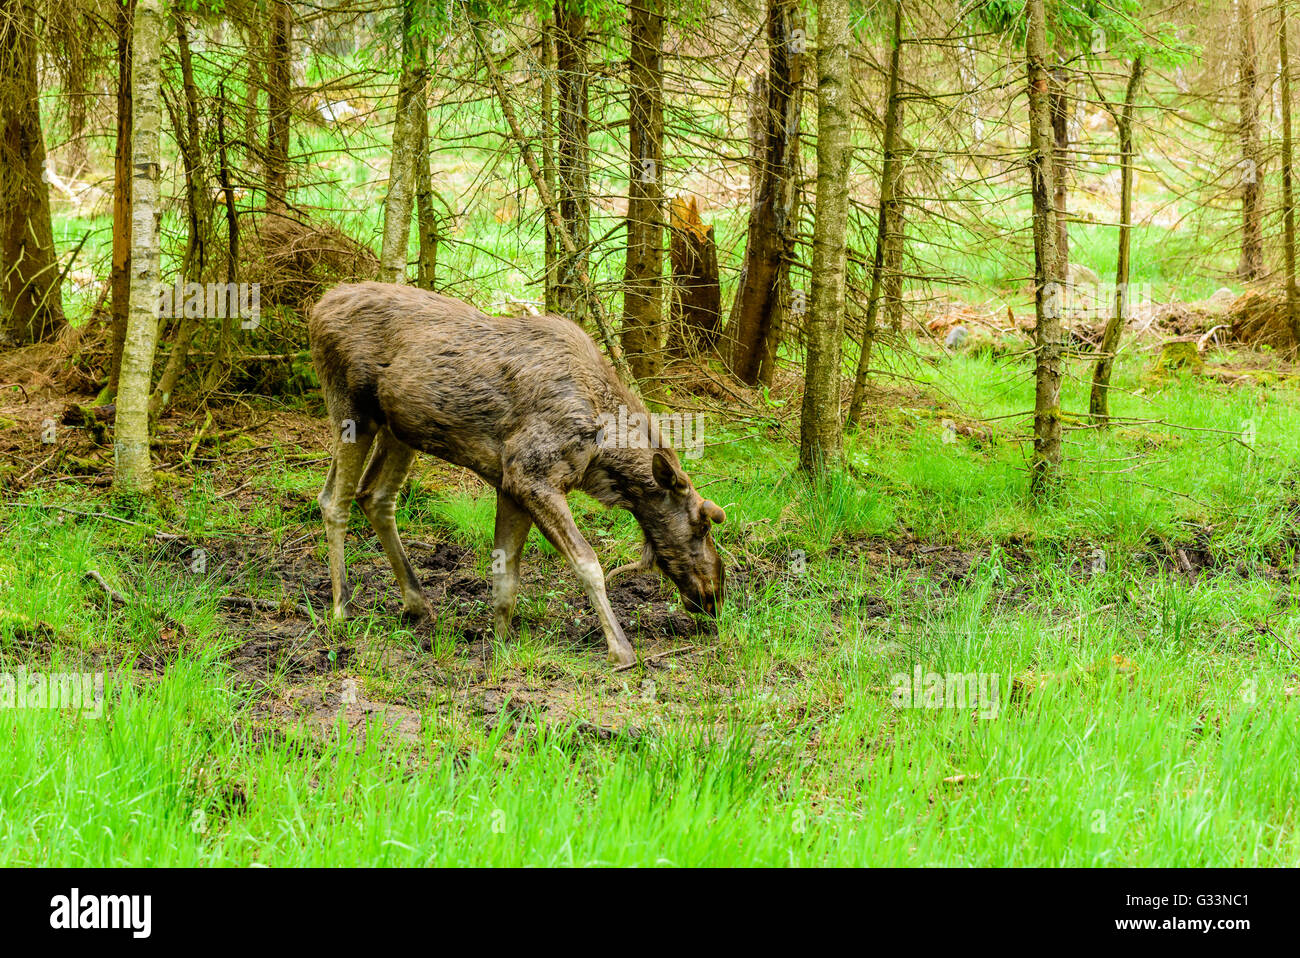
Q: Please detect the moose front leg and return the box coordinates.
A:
[492,491,533,639]
[356,427,430,620]
[512,485,636,668]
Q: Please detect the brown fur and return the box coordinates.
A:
[307,282,725,666]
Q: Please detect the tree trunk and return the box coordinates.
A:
[555,1,590,326]
[265,0,292,210]
[541,18,559,312]
[380,0,427,284]
[1027,0,1062,497]
[112,0,164,496]
[1089,57,1144,423]
[50,4,88,171]
[1280,3,1300,348]
[798,0,850,473]
[847,0,903,427]
[1050,64,1070,278]
[242,26,262,167]
[472,21,637,389]
[725,0,804,385]
[108,0,135,394]
[0,0,66,344]
[622,0,665,384]
[414,103,439,291]
[204,81,240,392]
[150,14,212,419]
[1238,0,1264,281]
[882,191,906,335]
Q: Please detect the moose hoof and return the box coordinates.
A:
[607,645,637,668]
[492,611,516,641]
[399,605,431,624]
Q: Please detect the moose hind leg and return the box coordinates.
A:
[356,427,430,619]
[320,424,374,621]
[492,492,533,639]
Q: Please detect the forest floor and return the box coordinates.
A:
[2,315,1299,865]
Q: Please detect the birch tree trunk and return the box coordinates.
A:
[0,0,66,344]
[622,0,665,384]
[798,0,850,473]
[414,103,440,291]
[1089,57,1143,423]
[112,0,163,496]
[1027,0,1062,497]
[150,13,211,419]
[380,0,427,284]
[108,0,134,395]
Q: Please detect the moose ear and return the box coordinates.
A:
[652,452,687,492]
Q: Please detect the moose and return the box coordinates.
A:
[307,282,726,667]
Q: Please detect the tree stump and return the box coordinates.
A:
[1158,338,1203,371]
[665,197,721,359]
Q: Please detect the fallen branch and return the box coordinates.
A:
[184,409,215,463]
[83,568,190,637]
[1197,324,1230,352]
[83,569,128,606]
[614,644,697,673]
[14,449,62,486]
[218,595,315,618]
[6,501,153,528]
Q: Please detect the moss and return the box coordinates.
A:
[1158,340,1203,371]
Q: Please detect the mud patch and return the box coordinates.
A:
[227,618,351,681]
[212,538,714,682]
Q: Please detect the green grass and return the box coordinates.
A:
[3,344,1298,866]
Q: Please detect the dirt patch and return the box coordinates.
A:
[833,532,993,582]
[1132,525,1295,583]
[207,531,714,678]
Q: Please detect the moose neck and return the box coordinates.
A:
[583,443,676,534]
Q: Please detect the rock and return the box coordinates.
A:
[1067,262,1101,288]
[1209,287,1237,308]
